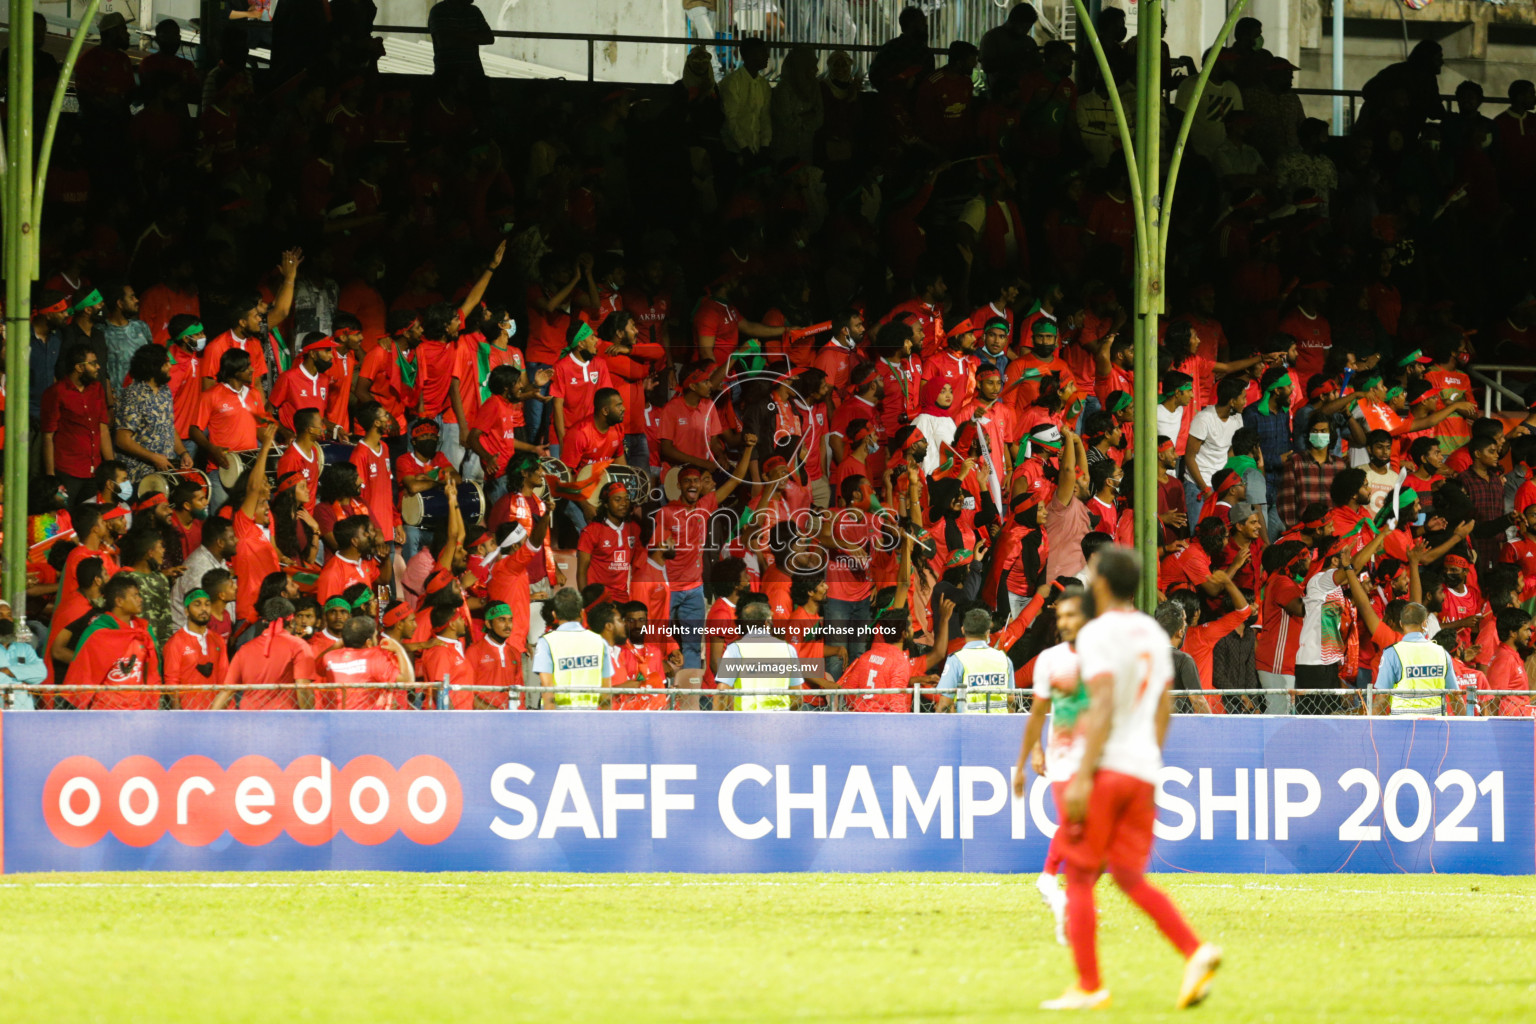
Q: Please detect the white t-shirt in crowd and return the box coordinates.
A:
[1032,641,1084,782]
[1074,609,1173,784]
[1155,402,1185,446]
[1187,406,1243,484]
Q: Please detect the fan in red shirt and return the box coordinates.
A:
[1483,609,1534,717]
[214,596,318,710]
[464,603,523,709]
[578,483,640,603]
[191,348,268,468]
[65,574,162,710]
[837,609,936,712]
[163,315,208,439]
[812,313,866,400]
[162,589,228,710]
[657,363,739,472]
[702,558,750,696]
[316,515,381,602]
[357,314,422,435]
[694,272,789,371]
[270,333,336,431]
[467,364,546,485]
[350,403,403,543]
[921,320,980,424]
[319,616,410,710]
[1278,283,1332,379]
[1439,554,1485,647]
[615,600,682,710]
[200,296,272,390]
[877,271,947,357]
[229,427,284,626]
[561,388,627,472]
[1254,544,1309,704]
[550,322,615,440]
[419,604,476,710]
[1003,319,1072,413]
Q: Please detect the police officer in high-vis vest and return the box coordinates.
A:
[719,600,800,710]
[1373,602,1463,717]
[936,608,1016,713]
[532,588,610,709]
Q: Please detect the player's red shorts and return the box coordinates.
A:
[1055,769,1156,872]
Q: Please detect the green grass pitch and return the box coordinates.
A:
[0,872,1531,1022]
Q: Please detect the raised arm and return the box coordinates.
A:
[457,241,506,320]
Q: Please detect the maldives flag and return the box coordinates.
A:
[548,459,614,504]
[65,622,162,710]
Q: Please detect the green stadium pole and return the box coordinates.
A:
[3,0,100,640]
[1070,0,1249,611]
[4,0,37,640]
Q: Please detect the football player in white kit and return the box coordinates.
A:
[1041,546,1222,1012]
[1013,583,1088,946]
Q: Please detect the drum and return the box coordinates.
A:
[401,481,486,526]
[318,441,356,468]
[217,446,285,489]
[138,468,212,500]
[602,464,652,505]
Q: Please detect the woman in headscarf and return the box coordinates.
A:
[913,378,957,474]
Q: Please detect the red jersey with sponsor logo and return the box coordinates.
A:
[226,628,316,710]
[471,394,522,478]
[1279,308,1331,379]
[578,517,640,602]
[320,646,409,710]
[166,348,204,438]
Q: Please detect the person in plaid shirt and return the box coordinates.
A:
[1282,419,1345,526]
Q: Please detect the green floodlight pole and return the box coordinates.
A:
[1070,0,1250,611]
[2,1,102,637]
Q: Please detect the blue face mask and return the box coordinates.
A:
[1414,512,1427,527]
[115,481,133,502]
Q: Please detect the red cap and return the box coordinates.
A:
[302,335,337,353]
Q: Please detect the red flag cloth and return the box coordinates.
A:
[65,620,162,710]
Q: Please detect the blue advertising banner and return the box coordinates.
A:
[3,712,1531,874]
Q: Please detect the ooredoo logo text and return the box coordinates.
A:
[42,755,463,848]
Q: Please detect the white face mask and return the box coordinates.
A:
[1309,432,1331,449]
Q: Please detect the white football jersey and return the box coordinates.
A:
[1031,641,1085,782]
[1074,608,1174,784]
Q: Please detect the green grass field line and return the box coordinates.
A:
[0,873,1531,1023]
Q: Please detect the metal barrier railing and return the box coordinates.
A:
[8,682,1535,715]
[1468,364,1533,417]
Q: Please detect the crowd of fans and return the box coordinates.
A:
[8,4,1536,715]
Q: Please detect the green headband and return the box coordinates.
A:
[1160,381,1194,399]
[175,321,206,342]
[1397,349,1424,367]
[1108,392,1132,414]
[324,597,352,612]
[1265,375,1289,393]
[563,321,595,355]
[1032,321,1059,337]
[183,588,210,607]
[1356,372,1384,392]
[350,591,374,610]
[485,602,512,620]
[67,289,103,315]
[1397,487,1420,510]
[1385,385,1405,402]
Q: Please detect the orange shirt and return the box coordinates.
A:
[197,382,266,452]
